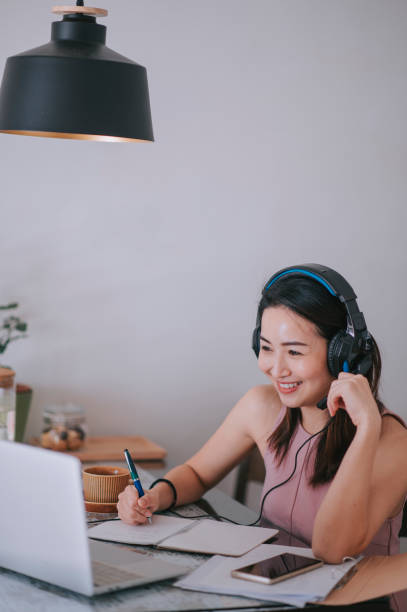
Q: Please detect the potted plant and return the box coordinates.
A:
[0,303,31,442]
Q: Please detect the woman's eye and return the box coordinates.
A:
[260,345,272,352]
[289,350,302,356]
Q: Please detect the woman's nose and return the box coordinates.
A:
[270,353,291,378]
[259,351,290,378]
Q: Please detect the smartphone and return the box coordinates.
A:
[231,553,323,585]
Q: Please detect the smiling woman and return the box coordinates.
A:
[117,263,407,610]
[256,274,384,486]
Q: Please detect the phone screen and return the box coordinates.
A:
[234,553,322,581]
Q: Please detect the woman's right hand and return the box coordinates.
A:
[117,486,160,525]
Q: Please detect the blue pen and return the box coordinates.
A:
[123,448,152,524]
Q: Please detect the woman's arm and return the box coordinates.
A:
[117,385,280,524]
[312,373,407,563]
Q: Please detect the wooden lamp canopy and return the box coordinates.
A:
[52,5,108,17]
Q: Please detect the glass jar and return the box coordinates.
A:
[41,403,87,451]
[0,367,16,441]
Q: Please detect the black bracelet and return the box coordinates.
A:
[150,478,177,511]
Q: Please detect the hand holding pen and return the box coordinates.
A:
[119,449,158,525]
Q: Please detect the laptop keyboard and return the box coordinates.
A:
[92,561,142,587]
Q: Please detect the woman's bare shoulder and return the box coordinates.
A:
[242,384,281,413]
[377,413,407,483]
[237,385,283,450]
[380,413,407,448]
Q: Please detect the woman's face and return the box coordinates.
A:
[258,305,334,409]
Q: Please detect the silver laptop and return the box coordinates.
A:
[0,441,187,596]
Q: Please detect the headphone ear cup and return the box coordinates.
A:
[252,325,261,357]
[327,331,349,377]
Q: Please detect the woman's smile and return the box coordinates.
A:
[276,380,303,394]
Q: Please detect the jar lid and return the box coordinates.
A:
[43,403,85,420]
[0,367,15,388]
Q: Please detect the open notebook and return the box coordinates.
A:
[89,515,278,557]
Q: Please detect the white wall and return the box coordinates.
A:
[1,1,406,494]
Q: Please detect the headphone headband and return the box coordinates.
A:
[264,264,356,303]
[263,264,366,335]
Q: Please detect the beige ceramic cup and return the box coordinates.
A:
[82,466,130,503]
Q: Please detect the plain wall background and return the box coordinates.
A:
[1,0,406,497]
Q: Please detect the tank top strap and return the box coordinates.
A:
[270,404,287,434]
[381,408,407,429]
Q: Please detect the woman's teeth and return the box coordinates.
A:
[277,381,302,393]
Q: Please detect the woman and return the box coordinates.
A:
[118,265,407,570]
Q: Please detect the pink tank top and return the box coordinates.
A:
[261,406,406,556]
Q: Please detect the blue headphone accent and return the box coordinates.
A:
[266,269,336,296]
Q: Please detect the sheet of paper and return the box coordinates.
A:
[175,543,360,608]
[89,515,194,546]
[158,520,278,556]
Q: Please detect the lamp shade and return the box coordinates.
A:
[0,9,154,142]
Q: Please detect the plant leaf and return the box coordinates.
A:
[0,303,18,310]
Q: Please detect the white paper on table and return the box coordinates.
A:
[175,543,360,608]
[159,520,278,556]
[89,515,195,546]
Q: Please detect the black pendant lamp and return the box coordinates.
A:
[0,2,153,142]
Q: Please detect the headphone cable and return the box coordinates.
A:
[170,418,333,526]
[90,419,333,527]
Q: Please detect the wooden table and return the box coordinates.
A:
[30,435,167,463]
[0,464,404,611]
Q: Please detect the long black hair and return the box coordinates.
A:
[258,275,384,486]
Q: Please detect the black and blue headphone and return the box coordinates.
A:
[252,264,373,408]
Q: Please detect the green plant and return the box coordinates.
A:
[0,303,28,355]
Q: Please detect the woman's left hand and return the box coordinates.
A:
[326,372,381,429]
